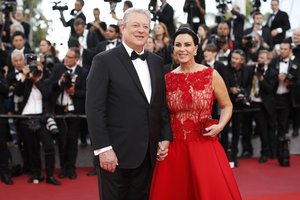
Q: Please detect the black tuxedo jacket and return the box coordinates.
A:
[271,57,300,106]
[227,65,253,105]
[244,26,273,48]
[48,63,87,114]
[0,74,9,123]
[95,40,122,54]
[14,77,51,114]
[86,44,172,169]
[255,65,278,118]
[265,10,290,44]
[156,3,176,37]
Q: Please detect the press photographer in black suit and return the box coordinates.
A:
[14,59,60,185]
[48,47,87,180]
[183,0,206,32]
[154,0,176,37]
[241,50,278,163]
[60,0,86,37]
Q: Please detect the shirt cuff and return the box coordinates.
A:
[276,28,283,33]
[94,146,113,156]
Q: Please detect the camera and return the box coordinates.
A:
[25,54,43,78]
[62,71,77,89]
[235,87,250,106]
[104,0,122,14]
[211,35,228,47]
[251,62,265,75]
[51,1,68,11]
[0,0,16,14]
[251,0,267,13]
[243,34,257,49]
[46,116,59,135]
[216,0,232,14]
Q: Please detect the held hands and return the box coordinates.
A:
[99,149,118,173]
[156,140,170,162]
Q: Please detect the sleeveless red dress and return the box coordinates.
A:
[149,68,242,200]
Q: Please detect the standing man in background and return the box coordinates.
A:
[183,0,206,32]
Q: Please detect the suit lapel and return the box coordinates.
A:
[116,45,148,102]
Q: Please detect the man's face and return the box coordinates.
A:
[75,1,83,11]
[106,26,119,41]
[120,12,149,52]
[204,50,216,62]
[280,43,292,59]
[271,0,279,12]
[217,23,230,37]
[93,10,100,20]
[258,52,270,65]
[231,53,244,70]
[13,36,25,50]
[293,30,300,45]
[74,24,84,36]
[12,54,25,71]
[254,14,264,25]
[64,50,78,67]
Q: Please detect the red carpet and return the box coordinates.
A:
[1,156,299,200]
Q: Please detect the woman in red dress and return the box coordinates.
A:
[149,28,242,200]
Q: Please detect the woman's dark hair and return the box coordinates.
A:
[172,28,199,46]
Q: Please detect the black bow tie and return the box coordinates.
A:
[15,70,23,75]
[107,41,115,45]
[280,59,288,64]
[130,51,148,61]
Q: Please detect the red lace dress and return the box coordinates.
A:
[149,68,241,200]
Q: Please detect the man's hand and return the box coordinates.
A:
[99,149,118,173]
[156,140,170,161]
[65,84,75,95]
[271,29,278,37]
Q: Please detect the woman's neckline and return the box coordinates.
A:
[171,66,210,75]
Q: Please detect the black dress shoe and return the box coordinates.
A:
[68,169,77,179]
[46,176,61,186]
[87,168,97,176]
[1,174,14,185]
[241,151,253,158]
[292,130,299,137]
[259,156,268,163]
[59,169,66,179]
[28,175,45,183]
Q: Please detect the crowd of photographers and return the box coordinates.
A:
[0,0,300,186]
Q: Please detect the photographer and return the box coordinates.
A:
[242,32,267,64]
[153,0,175,37]
[39,39,60,74]
[48,47,87,179]
[13,59,60,185]
[241,50,278,163]
[59,0,86,37]
[244,11,273,50]
[183,0,206,32]
[227,49,253,166]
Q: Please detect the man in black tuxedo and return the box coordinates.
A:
[265,0,290,45]
[228,6,245,49]
[154,0,176,37]
[86,8,172,200]
[48,47,88,180]
[241,50,278,163]
[60,0,86,37]
[95,24,121,54]
[227,49,253,166]
[245,11,273,49]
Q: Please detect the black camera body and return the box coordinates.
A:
[243,34,257,49]
[0,0,16,14]
[52,1,68,11]
[251,0,267,12]
[251,62,265,75]
[235,86,250,106]
[62,71,75,89]
[25,54,42,78]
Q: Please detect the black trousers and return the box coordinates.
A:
[0,121,12,175]
[96,153,152,200]
[242,102,275,156]
[55,106,81,171]
[19,117,55,177]
[276,94,291,138]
